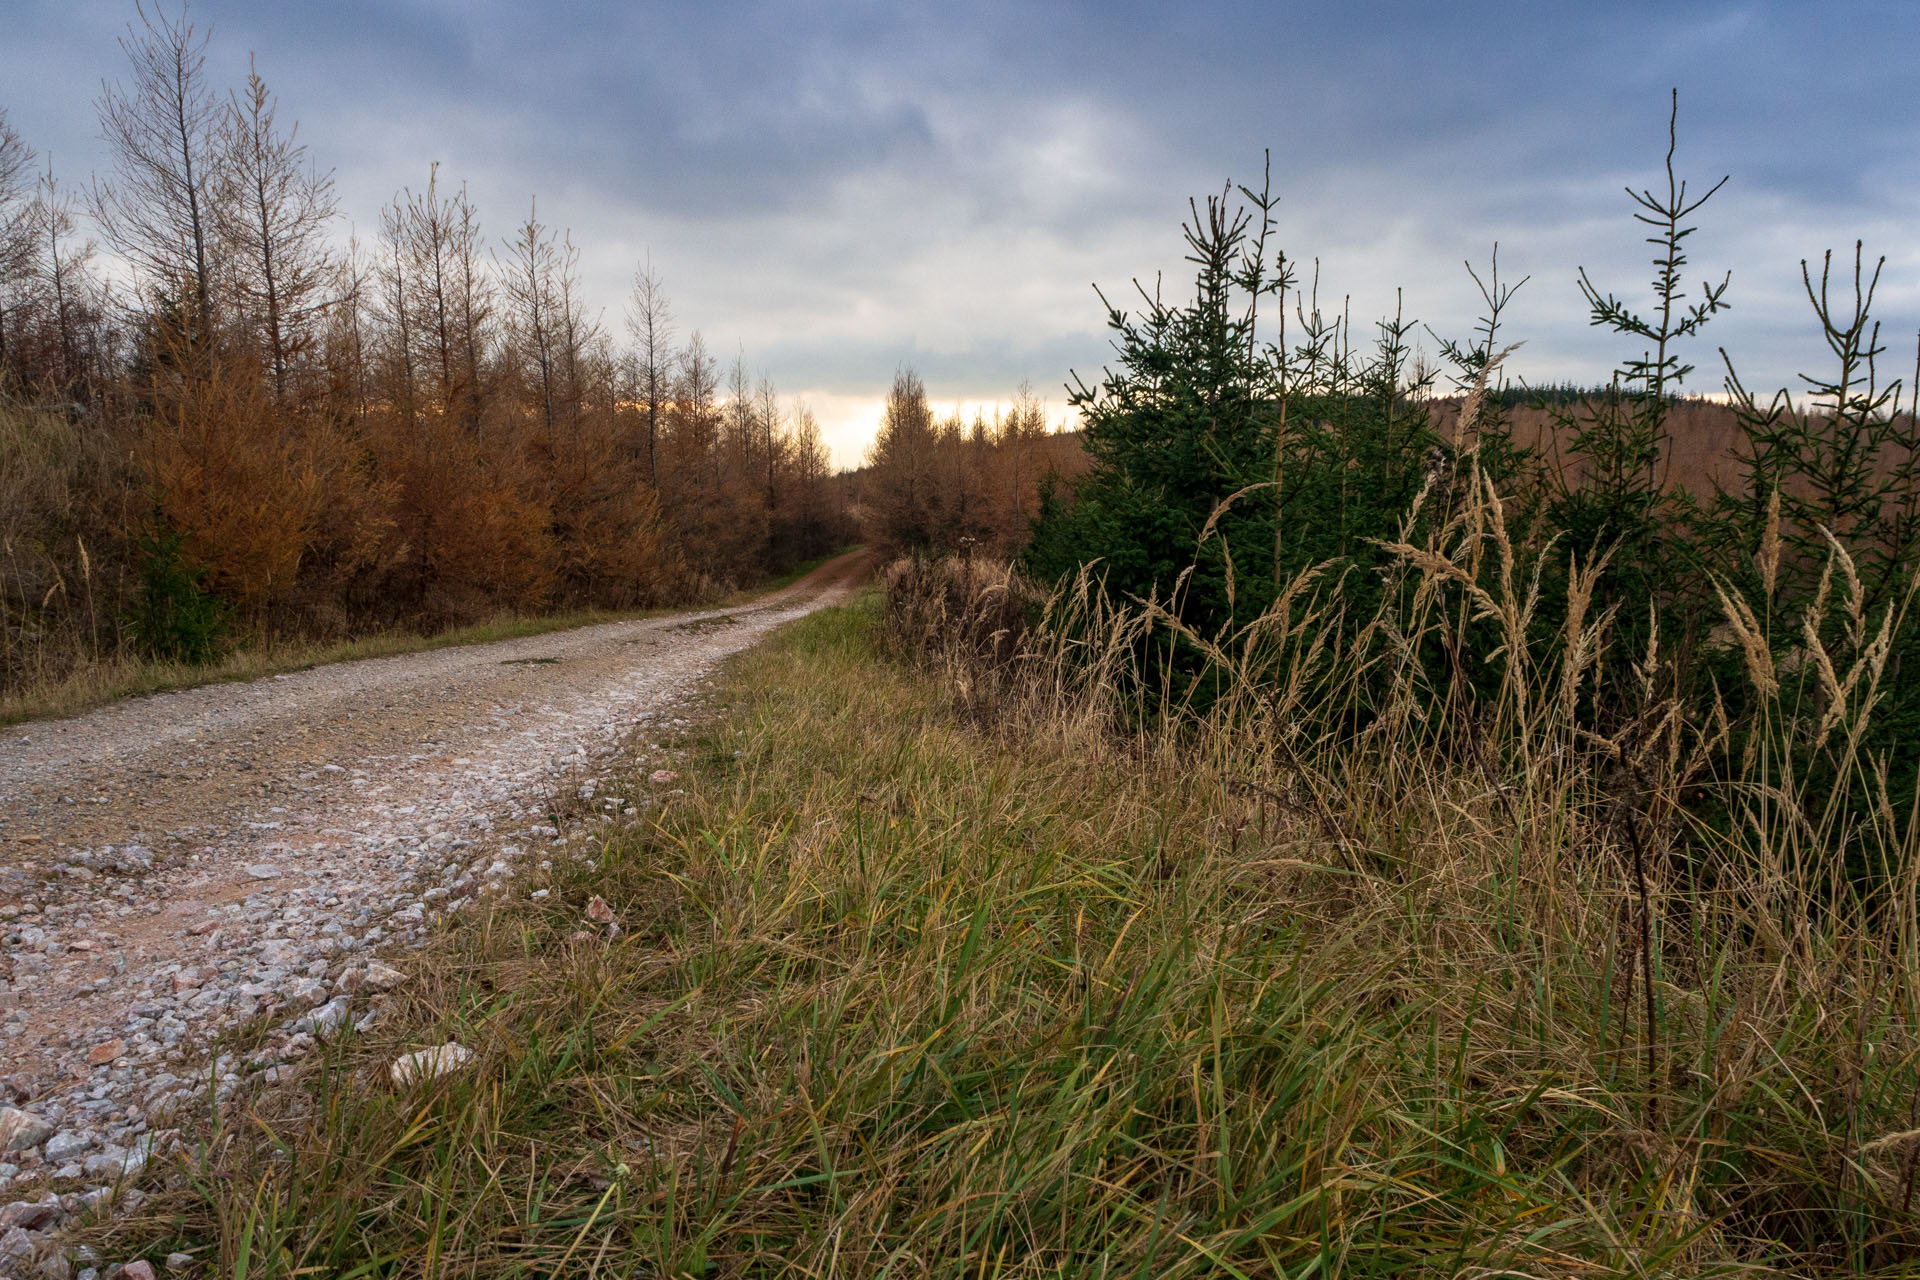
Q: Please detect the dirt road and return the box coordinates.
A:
[0,549,875,1194]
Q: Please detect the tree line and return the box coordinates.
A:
[0,4,856,692]
[860,371,1087,560]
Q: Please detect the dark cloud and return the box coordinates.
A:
[4,0,1917,458]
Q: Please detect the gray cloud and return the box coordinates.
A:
[5,0,1917,461]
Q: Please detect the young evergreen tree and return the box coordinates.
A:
[1551,92,1728,574]
[1720,244,1920,612]
[1026,188,1279,634]
[1544,90,1730,695]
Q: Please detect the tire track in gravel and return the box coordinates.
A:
[0,549,875,1197]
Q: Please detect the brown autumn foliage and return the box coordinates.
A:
[1429,393,1918,523]
[1432,395,1755,494]
[0,11,861,695]
[861,369,1087,557]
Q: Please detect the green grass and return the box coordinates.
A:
[95,586,1920,1276]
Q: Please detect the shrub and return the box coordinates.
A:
[123,523,226,663]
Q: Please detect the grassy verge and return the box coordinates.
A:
[96,590,1913,1276]
[1,549,862,727]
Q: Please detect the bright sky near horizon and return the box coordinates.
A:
[4,1,1916,466]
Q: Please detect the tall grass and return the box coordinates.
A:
[100,463,1920,1274]
[882,444,1920,1270]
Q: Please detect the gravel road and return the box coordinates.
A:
[0,550,874,1220]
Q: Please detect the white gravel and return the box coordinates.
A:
[0,553,869,1271]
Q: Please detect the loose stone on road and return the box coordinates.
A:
[0,550,874,1223]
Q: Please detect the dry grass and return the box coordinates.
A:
[81,473,1920,1276]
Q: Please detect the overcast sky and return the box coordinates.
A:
[4,1,1916,464]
